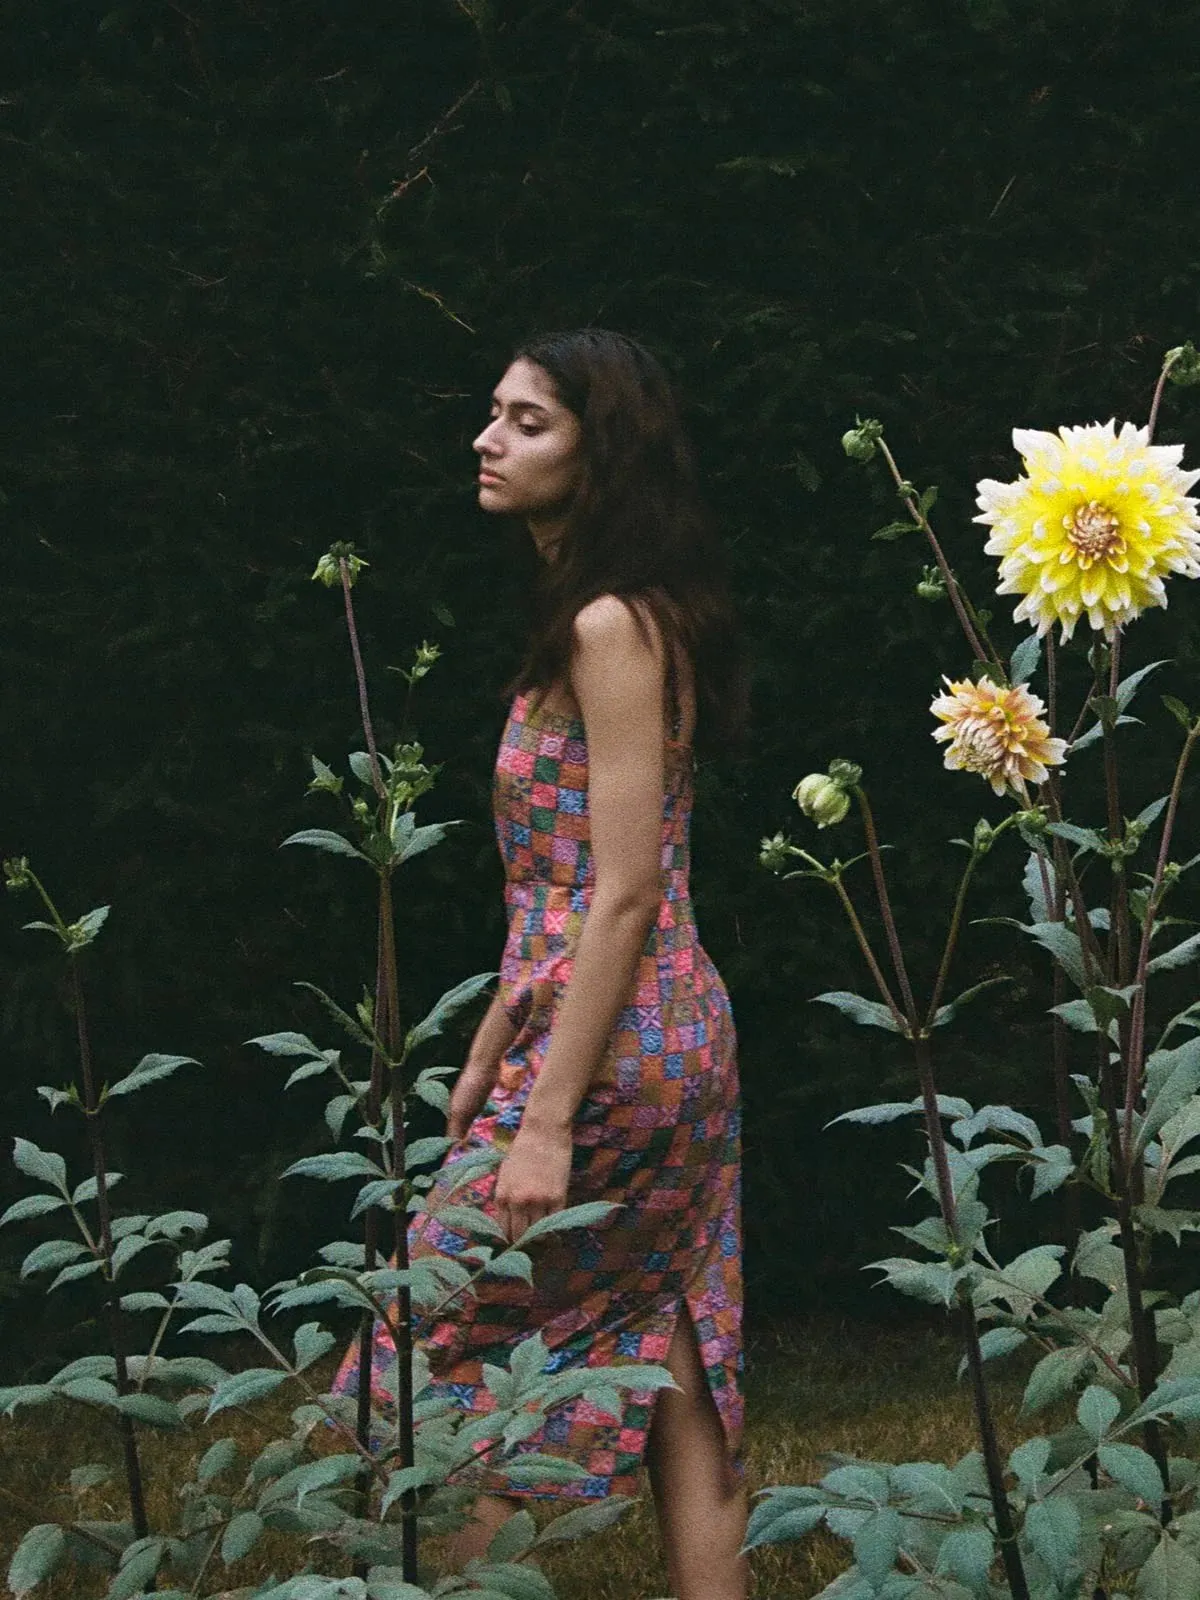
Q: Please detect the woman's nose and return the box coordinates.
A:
[473,420,501,455]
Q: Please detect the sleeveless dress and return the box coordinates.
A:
[333,689,743,1500]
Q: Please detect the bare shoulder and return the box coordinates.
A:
[571,594,665,663]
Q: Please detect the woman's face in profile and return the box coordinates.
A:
[473,358,583,521]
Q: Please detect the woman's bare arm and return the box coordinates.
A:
[495,595,666,1237]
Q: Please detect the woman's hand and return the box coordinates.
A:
[494,1116,573,1244]
[447,1058,501,1142]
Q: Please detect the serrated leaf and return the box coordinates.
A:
[0,1193,68,1225]
[293,1323,336,1370]
[1078,1384,1121,1440]
[1148,932,1200,974]
[515,1201,616,1244]
[405,972,496,1054]
[280,828,367,860]
[12,1139,68,1194]
[7,1525,67,1597]
[936,1525,994,1593]
[1010,633,1041,684]
[106,1538,167,1600]
[1023,1344,1089,1413]
[1116,660,1170,714]
[1099,1442,1165,1504]
[282,1152,384,1182]
[1138,1531,1200,1597]
[206,1368,288,1417]
[247,1032,321,1058]
[106,1054,196,1099]
[931,976,1010,1029]
[21,1238,88,1279]
[531,1497,637,1546]
[486,1509,537,1563]
[1024,1497,1081,1584]
[813,990,904,1031]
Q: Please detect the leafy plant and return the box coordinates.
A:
[1,552,674,1600]
[755,347,1200,1597]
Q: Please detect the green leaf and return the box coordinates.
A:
[11,1139,69,1195]
[951,1104,1040,1147]
[21,1238,88,1279]
[1078,1384,1122,1440]
[1010,633,1041,684]
[247,1032,322,1058]
[285,1058,329,1088]
[1116,660,1170,714]
[405,972,496,1054]
[1029,1144,1074,1199]
[531,1497,637,1546]
[293,1323,336,1370]
[1009,1436,1051,1492]
[1137,1532,1200,1598]
[1163,695,1193,730]
[812,991,904,1031]
[871,519,915,541]
[497,1453,589,1485]
[486,1509,537,1563]
[1023,1497,1082,1584]
[1071,712,1142,752]
[7,1525,67,1597]
[1023,1345,1089,1413]
[930,976,1010,1029]
[280,829,367,859]
[106,1538,167,1600]
[1099,1442,1165,1504]
[72,1173,123,1204]
[282,1152,384,1182]
[867,1257,958,1305]
[197,1438,238,1483]
[145,1210,207,1241]
[461,1563,555,1600]
[1046,820,1106,851]
[258,1453,360,1508]
[936,1526,995,1594]
[0,1193,68,1225]
[206,1368,289,1417]
[1148,933,1200,974]
[114,1393,183,1429]
[830,1094,974,1128]
[0,1385,55,1416]
[392,815,457,865]
[853,1507,903,1586]
[69,1465,112,1493]
[106,1054,196,1099]
[515,1201,616,1244]
[221,1510,264,1564]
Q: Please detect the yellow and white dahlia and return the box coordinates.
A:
[931,677,1067,798]
[975,420,1200,639]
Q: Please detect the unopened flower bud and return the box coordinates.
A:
[352,796,371,821]
[1166,341,1200,388]
[916,565,947,602]
[826,759,863,788]
[972,818,995,853]
[312,542,370,588]
[759,832,795,873]
[1013,807,1048,834]
[3,857,32,892]
[793,774,851,829]
[841,417,884,463]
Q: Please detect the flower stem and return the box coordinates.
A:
[876,438,994,666]
[70,961,149,1541]
[340,557,387,799]
[1123,723,1200,1153]
[1147,350,1181,444]
[854,790,919,1027]
[829,877,909,1034]
[924,853,980,1029]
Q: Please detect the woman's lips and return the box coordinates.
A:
[478,471,504,485]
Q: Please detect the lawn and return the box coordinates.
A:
[0,1318,1025,1599]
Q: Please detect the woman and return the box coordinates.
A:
[338,329,746,1600]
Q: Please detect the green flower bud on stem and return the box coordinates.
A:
[1165,341,1200,387]
[3,856,32,892]
[916,564,947,602]
[312,541,370,588]
[793,773,851,829]
[759,832,796,873]
[841,416,884,463]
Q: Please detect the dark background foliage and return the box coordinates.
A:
[6,0,1200,1367]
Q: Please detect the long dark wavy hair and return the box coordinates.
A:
[510,328,745,751]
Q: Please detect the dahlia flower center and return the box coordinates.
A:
[958,710,1011,770]
[1064,500,1123,564]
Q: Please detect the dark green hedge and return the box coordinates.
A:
[6,0,1200,1363]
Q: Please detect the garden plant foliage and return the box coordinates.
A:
[9,0,1200,1334]
[1,562,671,1600]
[752,350,1200,1595]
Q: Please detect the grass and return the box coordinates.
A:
[0,1318,1028,1600]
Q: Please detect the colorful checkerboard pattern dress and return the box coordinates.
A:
[334,689,743,1499]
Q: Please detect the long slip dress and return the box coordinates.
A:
[333,687,743,1499]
